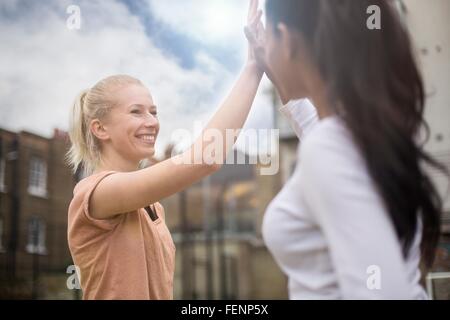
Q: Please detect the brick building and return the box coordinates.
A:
[0,128,76,298]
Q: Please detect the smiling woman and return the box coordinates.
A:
[66,75,159,176]
[66,0,266,300]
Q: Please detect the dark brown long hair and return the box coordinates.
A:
[266,0,448,268]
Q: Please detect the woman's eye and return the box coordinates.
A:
[131,109,157,117]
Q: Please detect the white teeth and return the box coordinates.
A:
[138,135,155,142]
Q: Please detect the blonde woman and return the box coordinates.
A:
[67,0,264,300]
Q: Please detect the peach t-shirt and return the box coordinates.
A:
[67,171,176,300]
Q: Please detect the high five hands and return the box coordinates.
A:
[244,0,288,104]
[245,0,265,72]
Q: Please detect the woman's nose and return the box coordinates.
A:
[144,114,158,127]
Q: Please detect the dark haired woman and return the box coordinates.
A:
[246,0,447,299]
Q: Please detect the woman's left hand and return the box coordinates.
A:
[245,0,264,72]
[245,1,289,104]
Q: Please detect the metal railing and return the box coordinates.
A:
[426,272,450,300]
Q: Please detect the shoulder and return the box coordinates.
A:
[301,116,349,151]
[298,116,370,186]
[69,171,122,231]
[73,171,118,196]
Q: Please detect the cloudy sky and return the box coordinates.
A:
[0,0,275,158]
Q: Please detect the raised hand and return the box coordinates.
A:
[245,0,264,70]
[244,1,288,104]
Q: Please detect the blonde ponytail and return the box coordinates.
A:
[66,75,143,177]
[66,89,97,176]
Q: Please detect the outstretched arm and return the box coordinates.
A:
[88,0,265,220]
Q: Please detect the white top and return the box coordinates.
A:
[262,99,428,300]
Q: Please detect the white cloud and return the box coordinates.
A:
[0,0,274,158]
[147,0,248,50]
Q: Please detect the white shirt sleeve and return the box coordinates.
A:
[298,126,414,299]
[279,99,319,141]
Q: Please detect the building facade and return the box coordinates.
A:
[0,128,76,298]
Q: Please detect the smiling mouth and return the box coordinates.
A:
[136,135,155,144]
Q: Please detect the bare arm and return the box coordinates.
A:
[90,0,264,220]
[91,64,262,219]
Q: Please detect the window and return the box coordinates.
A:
[28,157,47,197]
[0,159,5,193]
[26,216,47,255]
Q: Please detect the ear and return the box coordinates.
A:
[277,23,302,60]
[90,119,110,142]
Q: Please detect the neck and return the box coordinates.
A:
[305,71,334,120]
[292,56,335,120]
[95,147,140,174]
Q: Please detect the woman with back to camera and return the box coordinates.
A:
[245,0,448,299]
[66,0,265,300]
